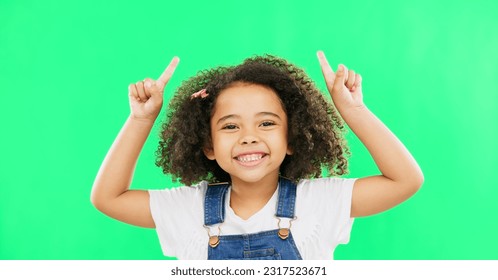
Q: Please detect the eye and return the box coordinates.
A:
[260,121,276,127]
[221,123,238,130]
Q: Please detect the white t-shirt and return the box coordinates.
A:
[149,177,356,260]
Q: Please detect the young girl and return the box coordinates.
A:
[91,51,424,260]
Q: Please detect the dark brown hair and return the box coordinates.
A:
[156,55,349,185]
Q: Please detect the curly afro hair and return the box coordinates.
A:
[156,55,349,186]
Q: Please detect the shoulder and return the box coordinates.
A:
[148,181,208,208]
[295,177,356,209]
[296,177,356,193]
[149,181,208,196]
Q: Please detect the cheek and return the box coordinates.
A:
[266,130,290,150]
[211,132,234,153]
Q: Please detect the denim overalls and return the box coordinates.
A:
[204,177,303,260]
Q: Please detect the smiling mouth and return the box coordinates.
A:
[234,153,267,163]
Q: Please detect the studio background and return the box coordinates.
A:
[1,0,497,259]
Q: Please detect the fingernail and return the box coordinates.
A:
[145,81,151,88]
[337,65,343,73]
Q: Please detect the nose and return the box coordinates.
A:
[239,129,260,145]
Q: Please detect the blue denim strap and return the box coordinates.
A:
[204,183,230,226]
[276,177,297,218]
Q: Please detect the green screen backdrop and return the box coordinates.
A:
[1,0,497,260]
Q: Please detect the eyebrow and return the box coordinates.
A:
[216,112,282,125]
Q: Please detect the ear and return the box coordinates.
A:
[286,145,293,156]
[203,146,216,160]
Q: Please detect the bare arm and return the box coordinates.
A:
[91,57,179,228]
[317,51,424,217]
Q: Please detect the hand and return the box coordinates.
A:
[128,57,180,121]
[317,51,364,112]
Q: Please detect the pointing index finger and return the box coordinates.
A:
[317,51,335,79]
[158,56,180,85]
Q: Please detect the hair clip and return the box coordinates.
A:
[191,88,209,99]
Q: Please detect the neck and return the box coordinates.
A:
[230,174,279,199]
[228,174,279,220]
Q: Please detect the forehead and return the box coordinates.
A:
[212,83,286,116]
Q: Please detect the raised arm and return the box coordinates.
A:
[91,57,179,228]
[317,51,424,217]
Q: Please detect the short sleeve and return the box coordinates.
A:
[294,178,356,259]
[148,183,206,258]
[326,178,355,244]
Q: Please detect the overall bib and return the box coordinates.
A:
[204,177,303,260]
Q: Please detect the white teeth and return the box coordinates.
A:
[237,154,263,162]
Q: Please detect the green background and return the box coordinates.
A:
[1,0,497,260]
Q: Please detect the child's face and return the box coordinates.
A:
[204,83,292,185]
